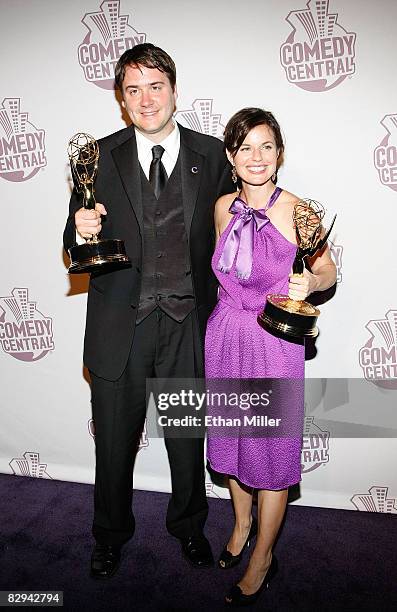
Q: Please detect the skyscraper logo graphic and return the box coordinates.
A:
[374,114,397,192]
[205,473,223,499]
[359,310,397,389]
[174,99,224,139]
[329,241,343,283]
[0,98,46,182]
[138,420,149,450]
[0,288,54,362]
[301,416,330,473]
[205,482,222,499]
[9,451,52,479]
[280,0,356,92]
[351,486,397,513]
[78,1,147,90]
[88,418,149,450]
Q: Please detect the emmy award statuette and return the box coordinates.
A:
[67,133,131,274]
[258,199,336,339]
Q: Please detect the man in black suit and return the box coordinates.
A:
[64,43,233,578]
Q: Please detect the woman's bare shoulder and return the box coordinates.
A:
[215,192,238,212]
[273,189,301,220]
[279,189,301,208]
[214,192,238,224]
[214,192,238,238]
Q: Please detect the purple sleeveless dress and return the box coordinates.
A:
[205,188,304,490]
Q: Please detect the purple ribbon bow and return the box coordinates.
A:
[216,198,270,280]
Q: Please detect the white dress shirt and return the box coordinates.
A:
[135,121,180,179]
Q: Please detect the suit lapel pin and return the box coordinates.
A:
[191,166,198,174]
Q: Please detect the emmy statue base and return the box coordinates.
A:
[258,294,320,338]
[67,237,131,274]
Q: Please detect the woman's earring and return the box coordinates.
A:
[232,165,238,184]
[272,170,278,183]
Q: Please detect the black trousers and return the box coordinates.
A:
[90,308,208,546]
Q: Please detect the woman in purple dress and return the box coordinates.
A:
[205,108,336,606]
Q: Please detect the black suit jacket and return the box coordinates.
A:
[64,123,234,380]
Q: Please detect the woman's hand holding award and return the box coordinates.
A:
[67,133,131,274]
[258,199,336,339]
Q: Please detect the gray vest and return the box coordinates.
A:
[136,155,195,323]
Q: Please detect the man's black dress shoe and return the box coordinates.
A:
[90,543,121,579]
[181,535,214,567]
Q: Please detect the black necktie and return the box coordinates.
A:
[149,145,168,199]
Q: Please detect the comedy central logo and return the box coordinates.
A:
[0,288,54,362]
[78,0,147,90]
[301,416,330,473]
[374,114,397,193]
[174,99,224,139]
[359,310,397,389]
[351,486,397,513]
[9,451,52,479]
[205,482,222,499]
[280,0,356,92]
[88,418,149,450]
[0,98,46,182]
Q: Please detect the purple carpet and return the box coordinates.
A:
[0,473,395,611]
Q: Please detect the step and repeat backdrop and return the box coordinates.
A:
[1,0,396,513]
